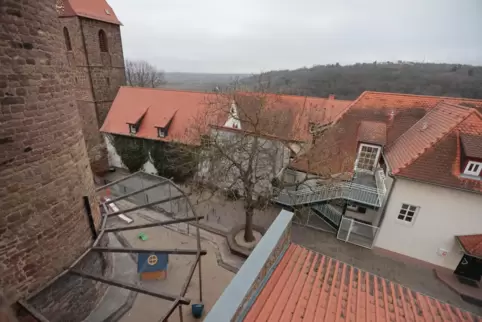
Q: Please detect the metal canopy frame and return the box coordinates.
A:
[19,171,206,322]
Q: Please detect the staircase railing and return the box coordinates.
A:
[311,204,342,226]
[274,181,385,208]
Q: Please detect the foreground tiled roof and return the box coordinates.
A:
[244,244,480,321]
[291,91,482,179]
[457,234,482,258]
[59,0,121,25]
[386,103,473,174]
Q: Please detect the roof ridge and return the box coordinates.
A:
[331,91,370,123]
[363,90,482,103]
[119,86,354,103]
[120,86,215,95]
[388,102,471,151]
[388,103,475,173]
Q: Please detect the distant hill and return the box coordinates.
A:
[163,72,248,92]
[239,62,482,100]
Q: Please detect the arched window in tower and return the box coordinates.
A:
[98,29,108,52]
[63,27,72,51]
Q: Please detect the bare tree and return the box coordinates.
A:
[125,59,167,88]
[177,80,344,243]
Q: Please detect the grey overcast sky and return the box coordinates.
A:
[110,0,482,74]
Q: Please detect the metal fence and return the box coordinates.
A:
[337,216,379,249]
[101,172,192,233]
[274,181,385,208]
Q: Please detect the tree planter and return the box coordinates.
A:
[226,224,266,258]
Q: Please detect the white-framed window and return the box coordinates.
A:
[129,124,137,134]
[397,203,419,224]
[464,161,482,176]
[158,127,166,138]
[355,143,381,172]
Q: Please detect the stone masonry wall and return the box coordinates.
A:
[0,0,105,318]
[59,16,126,174]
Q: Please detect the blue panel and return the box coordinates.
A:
[137,253,168,273]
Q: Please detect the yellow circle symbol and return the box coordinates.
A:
[147,255,158,266]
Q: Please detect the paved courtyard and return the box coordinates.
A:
[101,169,482,317]
[118,224,234,322]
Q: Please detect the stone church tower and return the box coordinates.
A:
[0,0,120,320]
[58,0,126,174]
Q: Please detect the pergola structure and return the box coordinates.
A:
[18,171,206,322]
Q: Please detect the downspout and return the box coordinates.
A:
[79,18,100,127]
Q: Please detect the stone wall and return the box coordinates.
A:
[0,0,106,319]
[59,16,126,174]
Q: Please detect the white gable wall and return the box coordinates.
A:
[375,178,482,269]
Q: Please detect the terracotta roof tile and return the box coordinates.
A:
[101,87,351,145]
[357,121,387,146]
[291,92,482,180]
[457,234,482,257]
[59,0,121,25]
[393,110,482,193]
[244,244,480,321]
[100,87,223,145]
[233,93,351,141]
[461,134,482,159]
[386,102,473,174]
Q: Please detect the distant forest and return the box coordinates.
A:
[238,62,482,100]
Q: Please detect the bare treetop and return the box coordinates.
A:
[125,59,167,88]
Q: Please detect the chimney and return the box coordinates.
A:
[328,94,335,100]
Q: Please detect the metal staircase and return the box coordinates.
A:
[311,203,343,226]
[274,181,385,208]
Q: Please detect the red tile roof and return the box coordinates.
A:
[233,93,351,141]
[244,244,480,321]
[357,121,387,146]
[457,234,482,258]
[291,92,482,181]
[461,134,482,159]
[100,87,223,145]
[386,103,473,174]
[59,0,121,25]
[101,87,351,145]
[393,110,482,193]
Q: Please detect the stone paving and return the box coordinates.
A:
[104,203,236,322]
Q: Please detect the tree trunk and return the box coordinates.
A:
[244,206,255,242]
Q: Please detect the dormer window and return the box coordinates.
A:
[129,124,137,134]
[158,127,166,138]
[355,143,381,172]
[464,161,482,177]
